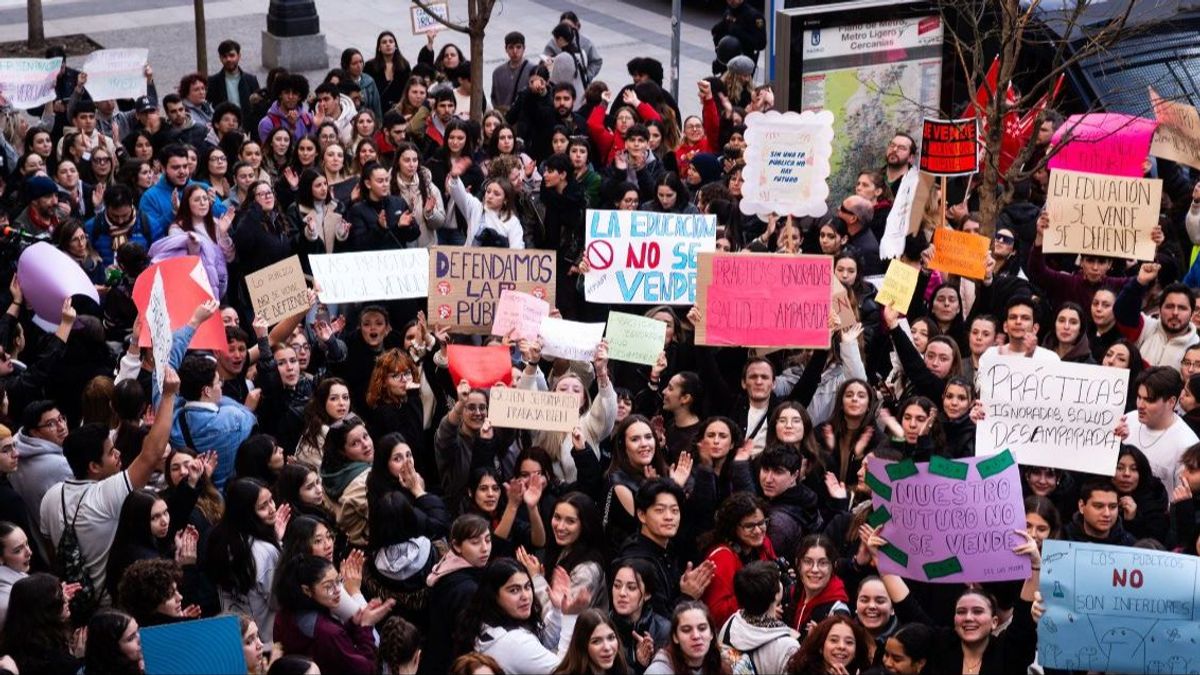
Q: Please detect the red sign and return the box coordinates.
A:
[920,117,979,176]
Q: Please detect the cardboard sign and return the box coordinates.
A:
[1049,113,1157,178]
[831,275,857,329]
[919,117,979,176]
[930,228,989,279]
[82,48,147,101]
[1044,169,1163,261]
[447,344,513,388]
[866,450,1029,583]
[1038,540,1200,674]
[539,317,605,362]
[133,257,225,352]
[605,312,667,366]
[0,57,62,109]
[1149,87,1200,170]
[146,270,172,395]
[488,386,579,432]
[429,247,556,334]
[880,169,935,259]
[309,249,428,304]
[583,209,716,305]
[739,109,835,219]
[976,353,1128,474]
[140,615,247,674]
[245,255,309,325]
[874,259,919,314]
[491,290,549,341]
[411,1,450,35]
[695,252,832,348]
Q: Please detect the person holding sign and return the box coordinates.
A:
[435,380,517,509]
[447,158,524,249]
[1030,210,1138,310]
[864,526,1042,675]
[516,338,616,483]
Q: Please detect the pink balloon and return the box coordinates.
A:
[17,242,99,331]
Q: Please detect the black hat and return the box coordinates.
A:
[135,96,156,113]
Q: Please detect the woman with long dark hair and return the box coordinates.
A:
[390,142,447,247]
[204,478,285,642]
[457,557,590,673]
[552,608,632,675]
[279,515,366,622]
[1113,444,1170,543]
[363,433,451,624]
[424,514,493,674]
[105,490,191,601]
[233,179,294,280]
[610,559,670,675]
[289,168,349,262]
[273,554,395,675]
[699,493,779,628]
[275,463,334,524]
[295,378,353,470]
[320,415,375,547]
[1,573,78,675]
[150,183,234,297]
[604,414,671,545]
[815,379,877,490]
[84,609,143,675]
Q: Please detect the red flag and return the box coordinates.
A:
[998,74,1065,175]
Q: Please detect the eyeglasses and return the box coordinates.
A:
[739,519,768,531]
[288,343,311,353]
[92,156,111,163]
[256,189,275,197]
[0,444,15,454]
[994,233,1015,244]
[38,415,67,429]
[211,155,228,162]
[800,558,831,570]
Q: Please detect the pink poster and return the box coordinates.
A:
[1048,113,1157,177]
[700,254,831,348]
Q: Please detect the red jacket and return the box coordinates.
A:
[274,609,377,675]
[674,97,721,177]
[587,101,663,166]
[702,537,779,629]
[792,573,849,633]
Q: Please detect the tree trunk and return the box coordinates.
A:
[194,0,208,76]
[469,30,485,119]
[27,0,45,49]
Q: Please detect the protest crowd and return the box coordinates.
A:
[0,1,1195,673]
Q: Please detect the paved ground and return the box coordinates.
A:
[0,0,726,118]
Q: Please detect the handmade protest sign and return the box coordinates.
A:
[695,252,831,348]
[146,270,172,395]
[605,312,667,366]
[491,290,549,341]
[1049,113,1157,178]
[1149,87,1200,170]
[1044,169,1162,261]
[411,1,449,34]
[488,386,579,432]
[739,109,835,219]
[1037,540,1200,674]
[976,353,1127,474]
[583,209,715,305]
[880,170,935,259]
[133,257,225,352]
[140,615,247,674]
[82,49,147,101]
[309,249,428,304]
[0,58,62,109]
[930,228,989,279]
[539,317,605,362]
[246,255,308,325]
[920,118,979,176]
[429,247,556,334]
[447,345,513,388]
[831,274,857,329]
[866,450,1029,583]
[874,259,919,314]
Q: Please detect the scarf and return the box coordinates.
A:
[320,460,369,502]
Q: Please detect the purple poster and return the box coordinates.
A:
[866,451,1030,583]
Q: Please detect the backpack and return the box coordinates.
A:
[719,619,759,675]
[54,485,100,621]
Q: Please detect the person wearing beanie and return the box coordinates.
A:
[686,153,723,193]
[14,176,64,233]
[711,0,766,73]
[491,31,534,111]
[725,55,756,79]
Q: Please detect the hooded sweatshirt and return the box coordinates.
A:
[9,430,71,529]
[718,611,801,675]
[792,574,850,635]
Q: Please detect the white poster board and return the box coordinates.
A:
[739,109,835,219]
[309,249,429,303]
[82,49,148,101]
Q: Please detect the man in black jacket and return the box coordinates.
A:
[540,154,587,318]
[711,0,766,70]
[506,66,558,162]
[206,40,261,131]
[615,479,717,616]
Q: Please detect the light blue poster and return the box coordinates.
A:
[1038,540,1200,674]
[140,615,246,674]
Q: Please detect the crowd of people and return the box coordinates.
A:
[0,1,1195,674]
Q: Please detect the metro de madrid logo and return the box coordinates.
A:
[811,29,821,46]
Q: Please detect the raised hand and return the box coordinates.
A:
[354,598,397,627]
[634,631,655,666]
[191,299,219,326]
[274,502,292,542]
[515,545,544,579]
[341,549,364,597]
[174,525,199,566]
[670,451,693,487]
[1171,469,1194,504]
[570,426,586,451]
[60,297,77,326]
[504,478,525,506]
[824,472,847,500]
[679,560,716,598]
[523,472,546,508]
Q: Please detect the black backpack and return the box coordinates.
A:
[54,485,100,621]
